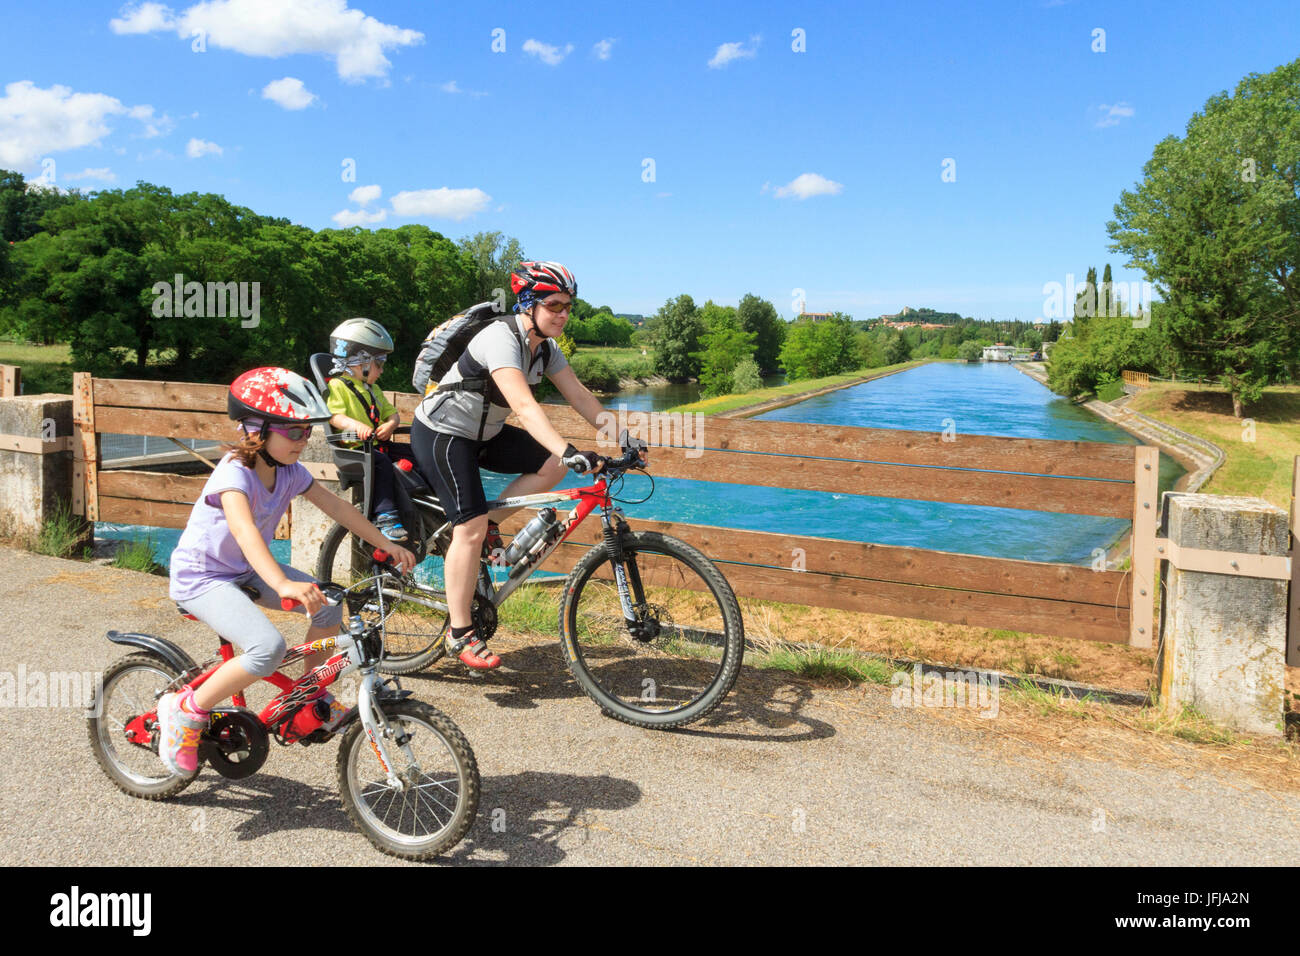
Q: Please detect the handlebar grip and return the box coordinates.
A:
[281,597,300,611]
[373,548,391,564]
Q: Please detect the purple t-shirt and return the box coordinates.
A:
[169,453,314,602]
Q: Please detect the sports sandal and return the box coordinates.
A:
[158,686,207,774]
[446,629,501,670]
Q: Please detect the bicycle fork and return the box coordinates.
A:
[601,510,644,626]
[354,670,420,791]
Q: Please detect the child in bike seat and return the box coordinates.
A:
[162,367,416,777]
[324,318,419,542]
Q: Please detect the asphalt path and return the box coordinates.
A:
[1,546,1297,866]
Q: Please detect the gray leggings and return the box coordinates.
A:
[178,564,344,678]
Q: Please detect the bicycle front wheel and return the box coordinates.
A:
[337,700,479,860]
[316,521,449,674]
[559,531,744,729]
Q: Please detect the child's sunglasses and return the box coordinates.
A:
[266,423,314,442]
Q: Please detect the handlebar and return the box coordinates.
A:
[563,431,649,477]
[280,583,347,611]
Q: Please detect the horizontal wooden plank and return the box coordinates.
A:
[98,496,191,529]
[515,530,1128,643]
[0,434,74,454]
[99,470,206,504]
[499,513,1128,607]
[96,406,232,442]
[525,404,1138,481]
[722,564,1130,643]
[94,378,227,411]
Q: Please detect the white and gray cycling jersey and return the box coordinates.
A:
[414,312,569,441]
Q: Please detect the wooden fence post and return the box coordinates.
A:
[1289,455,1299,668]
[72,372,99,521]
[0,365,19,397]
[1130,445,1159,647]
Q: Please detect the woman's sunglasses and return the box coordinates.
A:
[540,299,573,315]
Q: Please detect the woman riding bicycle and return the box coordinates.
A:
[411,261,639,670]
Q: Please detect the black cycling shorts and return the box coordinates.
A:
[411,418,553,527]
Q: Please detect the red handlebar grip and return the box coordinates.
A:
[373,548,391,563]
[281,598,299,611]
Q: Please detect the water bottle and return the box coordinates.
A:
[283,695,331,743]
[503,508,559,565]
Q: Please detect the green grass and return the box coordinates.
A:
[110,537,162,574]
[1127,383,1300,510]
[30,501,87,558]
[668,360,924,415]
[0,339,73,394]
[494,584,559,636]
[755,644,900,685]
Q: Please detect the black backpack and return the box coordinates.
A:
[411,301,512,396]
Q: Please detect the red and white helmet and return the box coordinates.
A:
[227,367,332,425]
[510,261,577,298]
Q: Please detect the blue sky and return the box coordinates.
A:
[2,0,1297,321]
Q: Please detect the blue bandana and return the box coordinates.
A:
[513,290,539,314]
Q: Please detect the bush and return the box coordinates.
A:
[111,537,162,574]
[30,501,87,557]
[569,354,619,392]
[732,357,762,392]
[617,357,655,380]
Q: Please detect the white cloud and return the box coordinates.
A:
[332,207,387,226]
[64,167,118,182]
[773,172,843,200]
[110,2,176,34]
[1095,102,1135,128]
[186,137,222,158]
[111,0,424,82]
[390,187,491,221]
[593,38,616,60]
[440,80,461,93]
[0,81,161,168]
[522,39,574,66]
[349,183,381,205]
[708,36,760,69]
[261,76,317,110]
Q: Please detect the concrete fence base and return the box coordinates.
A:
[1158,492,1290,736]
[0,394,89,547]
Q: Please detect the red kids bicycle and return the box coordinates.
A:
[88,579,479,860]
[316,432,745,729]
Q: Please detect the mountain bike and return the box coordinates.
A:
[87,580,479,860]
[315,432,745,729]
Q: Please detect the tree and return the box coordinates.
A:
[691,312,756,396]
[1108,57,1300,415]
[736,293,785,372]
[883,330,911,365]
[652,294,703,382]
[457,231,524,307]
[779,313,856,380]
[732,357,761,392]
[957,340,982,361]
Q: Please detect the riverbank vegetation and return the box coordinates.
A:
[1048,58,1300,417]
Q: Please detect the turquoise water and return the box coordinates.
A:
[104,362,1180,568]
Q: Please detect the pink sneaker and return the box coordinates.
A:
[157,687,207,775]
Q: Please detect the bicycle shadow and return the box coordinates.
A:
[401,639,837,744]
[441,770,642,867]
[169,773,357,842]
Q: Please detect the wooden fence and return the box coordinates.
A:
[1122,370,1151,388]
[71,373,1160,647]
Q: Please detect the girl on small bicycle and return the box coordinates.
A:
[411,261,641,671]
[159,367,416,775]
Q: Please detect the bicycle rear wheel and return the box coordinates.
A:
[316,522,449,674]
[558,531,744,729]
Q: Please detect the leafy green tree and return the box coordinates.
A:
[735,294,785,372]
[957,340,983,361]
[1108,57,1300,415]
[779,313,857,380]
[691,312,756,396]
[652,294,703,382]
[732,357,762,392]
[883,330,911,365]
[457,231,524,307]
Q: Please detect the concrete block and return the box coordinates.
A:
[0,395,89,546]
[1159,492,1289,736]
